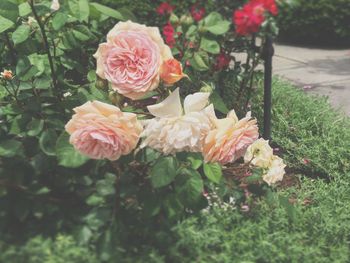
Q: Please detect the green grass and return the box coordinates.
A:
[1,79,350,262]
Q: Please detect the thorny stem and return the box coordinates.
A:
[28,0,61,100]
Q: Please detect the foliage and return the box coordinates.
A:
[0,0,280,262]
[277,0,350,46]
[0,235,98,263]
[1,78,350,262]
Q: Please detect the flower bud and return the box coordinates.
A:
[160,59,188,85]
[199,82,214,94]
[108,91,123,106]
[95,78,108,90]
[0,70,13,80]
[180,15,194,26]
[169,13,179,25]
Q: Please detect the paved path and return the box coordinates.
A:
[273,44,350,116]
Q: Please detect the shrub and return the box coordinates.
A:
[277,0,350,46]
[0,0,279,261]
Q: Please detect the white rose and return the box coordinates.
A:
[141,88,215,154]
[262,156,286,185]
[244,138,274,168]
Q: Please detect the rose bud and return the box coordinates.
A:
[160,59,188,85]
[0,70,13,80]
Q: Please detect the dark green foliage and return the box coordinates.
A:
[278,0,350,46]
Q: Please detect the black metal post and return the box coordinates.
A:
[263,36,274,140]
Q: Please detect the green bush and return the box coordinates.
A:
[278,0,350,46]
[0,235,98,263]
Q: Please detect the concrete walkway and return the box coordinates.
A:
[273,44,350,116]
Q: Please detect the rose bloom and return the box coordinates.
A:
[233,1,265,36]
[263,156,286,185]
[160,58,187,85]
[141,88,215,155]
[190,4,206,21]
[253,0,278,15]
[65,101,143,161]
[203,110,259,165]
[1,70,13,80]
[50,0,60,11]
[244,138,274,167]
[156,2,174,15]
[163,22,176,48]
[214,52,231,71]
[94,21,173,100]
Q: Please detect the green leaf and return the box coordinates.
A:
[90,2,128,21]
[69,0,89,22]
[36,187,51,195]
[19,2,31,17]
[0,139,22,158]
[186,153,203,170]
[203,12,231,35]
[176,168,204,206]
[39,129,57,156]
[0,0,19,22]
[86,195,105,206]
[203,163,222,184]
[190,51,209,71]
[56,132,89,168]
[210,91,229,114]
[150,156,177,188]
[200,38,220,54]
[52,12,68,30]
[27,119,44,136]
[0,15,14,34]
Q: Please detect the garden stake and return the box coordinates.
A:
[263,36,274,140]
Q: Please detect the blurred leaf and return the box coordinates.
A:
[200,37,220,54]
[203,162,222,184]
[0,139,22,157]
[26,119,44,136]
[90,2,134,21]
[39,129,57,156]
[150,156,177,188]
[56,132,89,168]
[210,91,229,114]
[19,2,31,17]
[0,0,18,22]
[12,25,30,45]
[203,12,230,35]
[0,15,14,34]
[52,12,68,30]
[190,51,209,71]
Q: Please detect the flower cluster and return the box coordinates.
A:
[244,139,286,185]
[66,21,285,186]
[233,0,278,36]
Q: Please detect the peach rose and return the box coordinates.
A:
[141,88,215,154]
[94,21,173,100]
[65,101,143,161]
[160,59,187,85]
[203,110,259,165]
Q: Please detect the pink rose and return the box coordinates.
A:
[65,101,143,161]
[94,21,173,100]
[203,110,259,165]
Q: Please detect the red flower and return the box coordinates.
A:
[156,2,174,15]
[253,0,278,16]
[163,22,176,47]
[214,52,231,71]
[190,4,205,22]
[233,1,265,36]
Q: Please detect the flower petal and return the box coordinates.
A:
[147,87,182,118]
[184,92,210,114]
